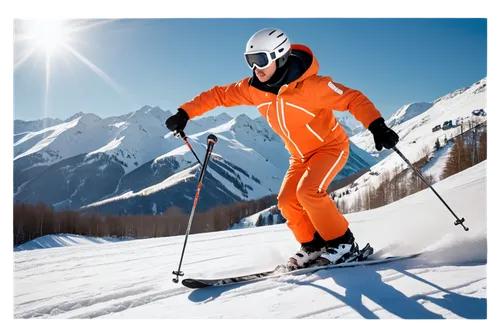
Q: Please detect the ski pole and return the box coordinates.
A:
[392,146,468,231]
[175,130,202,165]
[172,133,218,283]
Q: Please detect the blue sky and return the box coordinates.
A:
[14,18,486,122]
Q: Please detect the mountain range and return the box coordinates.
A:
[14,106,374,215]
[15,77,485,215]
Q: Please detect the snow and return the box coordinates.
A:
[152,119,286,202]
[335,78,487,209]
[230,207,274,229]
[93,107,175,174]
[82,165,199,208]
[13,107,274,211]
[153,142,197,172]
[87,136,124,155]
[14,234,132,252]
[14,117,81,159]
[14,161,487,319]
[14,107,174,174]
[87,129,281,207]
[422,141,454,179]
[386,102,434,128]
[14,104,375,213]
[13,114,112,171]
[335,113,365,136]
[351,78,486,158]
[14,117,64,134]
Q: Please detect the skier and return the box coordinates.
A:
[165,28,399,270]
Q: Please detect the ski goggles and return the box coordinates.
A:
[244,50,277,70]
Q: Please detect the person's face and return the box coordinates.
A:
[254,61,276,83]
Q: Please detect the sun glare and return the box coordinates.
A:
[14,19,124,117]
[35,20,69,55]
[17,20,70,58]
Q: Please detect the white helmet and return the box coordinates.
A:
[244,28,291,70]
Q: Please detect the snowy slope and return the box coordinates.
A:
[14,107,175,174]
[14,234,132,252]
[229,210,266,229]
[229,206,280,230]
[14,117,63,134]
[14,113,108,165]
[9,118,63,144]
[85,106,174,174]
[183,112,234,135]
[185,113,290,182]
[421,140,455,178]
[13,107,178,209]
[351,79,486,158]
[14,161,487,319]
[386,102,434,128]
[334,78,487,209]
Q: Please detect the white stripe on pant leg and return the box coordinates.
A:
[318,150,345,192]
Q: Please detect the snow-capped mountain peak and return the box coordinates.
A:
[64,112,84,122]
[215,112,233,122]
[386,102,434,128]
[14,113,107,163]
[230,113,259,132]
[335,113,365,137]
[64,112,102,123]
[14,117,64,135]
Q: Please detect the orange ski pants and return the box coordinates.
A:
[277,140,350,244]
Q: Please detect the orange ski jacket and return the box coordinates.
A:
[179,44,382,159]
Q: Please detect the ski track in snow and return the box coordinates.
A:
[14,162,487,319]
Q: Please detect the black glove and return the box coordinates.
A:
[165,108,189,132]
[368,117,399,151]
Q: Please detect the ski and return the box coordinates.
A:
[182,244,421,289]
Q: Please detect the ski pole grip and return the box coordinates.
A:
[175,129,187,139]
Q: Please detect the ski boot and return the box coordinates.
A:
[286,232,326,271]
[315,228,360,266]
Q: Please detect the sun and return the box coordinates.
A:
[16,19,71,59]
[33,20,69,56]
[14,19,124,117]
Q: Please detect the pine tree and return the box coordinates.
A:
[435,138,441,150]
[256,214,264,227]
[267,214,274,226]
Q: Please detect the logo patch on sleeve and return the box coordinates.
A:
[328,81,344,95]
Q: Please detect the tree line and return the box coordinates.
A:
[13,194,278,248]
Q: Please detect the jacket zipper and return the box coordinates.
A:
[275,87,286,140]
